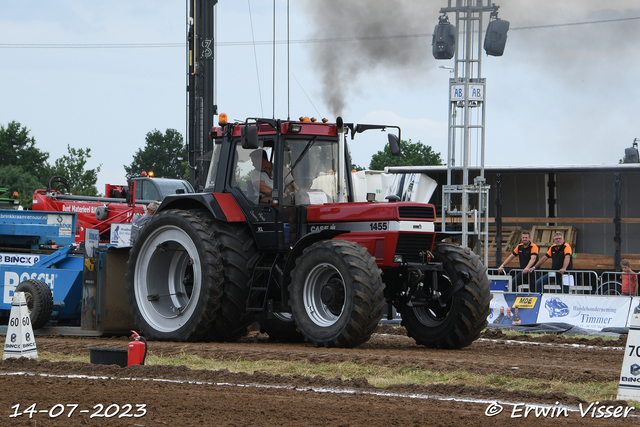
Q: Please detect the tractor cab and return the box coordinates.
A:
[205,116,400,251]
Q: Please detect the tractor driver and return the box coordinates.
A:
[250,149,296,202]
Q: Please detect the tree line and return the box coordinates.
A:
[0,121,101,207]
[357,138,443,171]
[0,121,187,207]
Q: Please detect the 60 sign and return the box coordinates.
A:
[9,316,29,327]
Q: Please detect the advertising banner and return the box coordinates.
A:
[110,223,132,247]
[488,292,541,325]
[487,292,507,324]
[537,295,631,330]
[0,253,41,266]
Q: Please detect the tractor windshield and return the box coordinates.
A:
[205,135,350,206]
[283,138,349,205]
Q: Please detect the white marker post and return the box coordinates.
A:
[2,291,38,360]
[617,303,640,401]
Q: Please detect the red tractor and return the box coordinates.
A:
[126,116,491,348]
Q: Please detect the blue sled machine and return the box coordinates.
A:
[0,209,134,336]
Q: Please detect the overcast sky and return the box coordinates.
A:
[1,1,639,194]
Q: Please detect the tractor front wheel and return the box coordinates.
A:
[289,240,385,348]
[399,242,491,349]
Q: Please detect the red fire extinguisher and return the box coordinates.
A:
[128,331,147,366]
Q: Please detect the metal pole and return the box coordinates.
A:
[495,173,502,268]
[461,0,471,248]
[187,0,217,191]
[614,172,622,271]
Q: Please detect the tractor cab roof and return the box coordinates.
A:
[210,119,340,139]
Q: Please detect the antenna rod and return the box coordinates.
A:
[272,0,276,119]
[287,0,290,120]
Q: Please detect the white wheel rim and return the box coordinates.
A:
[134,225,201,333]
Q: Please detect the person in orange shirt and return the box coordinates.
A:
[621,259,637,296]
[533,232,573,293]
[498,230,538,292]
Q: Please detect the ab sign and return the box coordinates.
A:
[450,84,484,102]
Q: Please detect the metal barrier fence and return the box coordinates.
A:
[487,268,637,296]
[600,271,639,296]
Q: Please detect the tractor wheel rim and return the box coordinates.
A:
[134,225,201,333]
[303,263,345,327]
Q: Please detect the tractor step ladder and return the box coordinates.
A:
[246,253,280,312]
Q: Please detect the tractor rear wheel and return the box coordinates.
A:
[289,240,384,348]
[15,279,53,330]
[399,242,491,349]
[126,209,223,341]
[205,222,260,342]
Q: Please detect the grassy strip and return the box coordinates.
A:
[498,330,622,341]
[37,350,630,405]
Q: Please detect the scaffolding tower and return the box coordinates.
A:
[439,0,500,266]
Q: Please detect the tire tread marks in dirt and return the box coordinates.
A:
[15,279,53,330]
[400,242,491,349]
[207,222,260,342]
[290,240,385,348]
[126,209,223,342]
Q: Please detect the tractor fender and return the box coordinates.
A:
[435,231,461,243]
[158,192,246,223]
[280,229,349,310]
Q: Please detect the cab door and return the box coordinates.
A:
[228,139,281,251]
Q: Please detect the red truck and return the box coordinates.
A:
[32,175,194,242]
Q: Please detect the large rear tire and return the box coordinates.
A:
[15,279,53,330]
[399,243,491,349]
[289,240,385,348]
[126,209,223,341]
[205,222,260,342]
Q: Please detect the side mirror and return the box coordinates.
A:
[388,134,401,157]
[241,126,259,149]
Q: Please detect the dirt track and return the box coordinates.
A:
[0,327,637,426]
